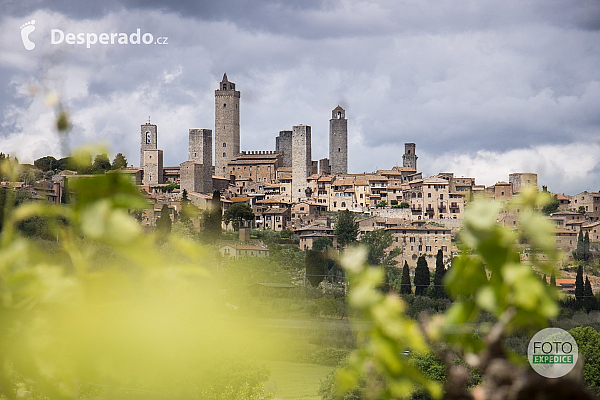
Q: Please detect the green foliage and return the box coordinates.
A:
[575,230,586,261]
[400,261,412,295]
[0,164,277,399]
[335,209,359,248]
[224,203,254,231]
[414,255,430,296]
[92,153,111,172]
[335,248,443,400]
[376,200,387,208]
[442,189,559,351]
[306,249,328,287]
[33,155,59,172]
[313,236,334,251]
[111,152,128,169]
[569,326,600,395]
[152,182,180,192]
[578,205,586,214]
[156,203,172,237]
[584,231,590,261]
[541,187,559,215]
[550,270,556,288]
[361,228,401,267]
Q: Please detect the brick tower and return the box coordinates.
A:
[215,73,240,177]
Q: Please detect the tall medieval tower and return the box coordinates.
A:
[140,123,157,167]
[402,143,417,170]
[215,73,240,177]
[292,124,312,202]
[329,105,347,174]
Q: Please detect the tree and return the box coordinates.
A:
[361,229,401,267]
[179,189,199,225]
[312,236,333,252]
[223,203,254,231]
[575,230,585,261]
[400,261,412,295]
[550,271,556,288]
[541,187,559,215]
[578,205,586,214]
[34,156,59,172]
[584,277,597,313]
[306,249,327,287]
[584,232,590,261]
[569,326,600,394]
[156,204,172,237]
[204,190,222,239]
[334,209,359,248]
[414,255,430,296]
[575,264,584,302]
[111,153,128,170]
[92,153,111,173]
[433,249,446,298]
[56,156,73,171]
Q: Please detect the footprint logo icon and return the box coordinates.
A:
[20,20,36,50]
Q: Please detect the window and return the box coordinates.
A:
[223,103,226,108]
[223,167,226,172]
[223,153,226,157]
[428,193,431,198]
[146,131,151,144]
[338,148,341,152]
[223,143,226,147]
[223,84,227,90]
[440,194,443,200]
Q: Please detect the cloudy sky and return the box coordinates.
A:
[1,0,599,194]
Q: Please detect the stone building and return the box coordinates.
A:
[189,129,212,166]
[291,124,312,202]
[180,128,213,194]
[509,172,538,193]
[227,151,283,184]
[275,130,293,168]
[402,143,417,170]
[140,123,157,167]
[215,73,240,177]
[329,106,348,174]
[387,224,452,265]
[142,149,163,186]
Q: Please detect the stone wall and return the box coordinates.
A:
[276,130,292,168]
[329,106,347,174]
[292,125,311,202]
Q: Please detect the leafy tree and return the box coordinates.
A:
[400,260,412,295]
[569,326,600,395]
[92,153,111,173]
[584,277,597,313]
[34,156,59,172]
[541,187,559,215]
[578,205,586,214]
[223,203,254,231]
[111,152,128,170]
[334,209,359,248]
[360,229,401,267]
[414,255,430,296]
[376,200,387,208]
[57,156,73,171]
[433,249,446,298]
[399,202,409,208]
[312,236,333,251]
[575,264,584,302]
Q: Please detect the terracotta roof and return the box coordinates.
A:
[230,196,252,202]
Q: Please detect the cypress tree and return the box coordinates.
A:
[575,265,584,302]
[433,249,446,298]
[400,261,412,295]
[550,271,556,288]
[584,232,590,261]
[414,255,430,296]
[575,230,585,261]
[584,277,596,312]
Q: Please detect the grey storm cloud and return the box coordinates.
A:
[1,0,599,193]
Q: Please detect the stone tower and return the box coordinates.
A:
[276,130,293,168]
[181,129,213,194]
[215,73,240,177]
[140,123,157,167]
[402,142,417,170]
[189,128,212,166]
[292,124,312,202]
[329,105,347,174]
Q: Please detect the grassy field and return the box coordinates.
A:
[265,360,335,400]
